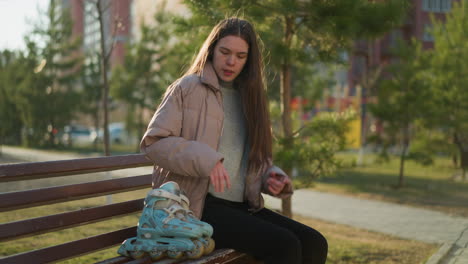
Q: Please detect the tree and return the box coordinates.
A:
[94,0,113,156]
[84,0,135,156]
[272,105,354,183]
[111,3,179,151]
[368,40,432,188]
[179,0,408,217]
[428,1,468,180]
[0,50,25,145]
[13,0,82,147]
[80,54,102,150]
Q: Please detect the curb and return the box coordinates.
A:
[425,242,454,264]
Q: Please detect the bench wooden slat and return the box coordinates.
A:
[178,249,259,264]
[94,256,137,264]
[95,249,260,264]
[0,174,152,212]
[124,257,154,264]
[0,199,144,242]
[0,227,136,264]
[0,154,152,182]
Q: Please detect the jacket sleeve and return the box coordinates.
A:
[261,165,293,198]
[140,82,223,178]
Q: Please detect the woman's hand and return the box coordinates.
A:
[266,172,291,195]
[210,161,231,192]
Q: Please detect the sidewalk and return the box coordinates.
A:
[2,145,468,264]
[264,191,468,264]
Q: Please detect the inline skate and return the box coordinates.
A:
[118,181,213,260]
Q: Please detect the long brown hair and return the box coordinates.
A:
[185,17,272,172]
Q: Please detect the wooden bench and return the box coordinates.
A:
[0,154,260,264]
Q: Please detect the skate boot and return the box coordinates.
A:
[118,182,205,260]
[180,191,215,255]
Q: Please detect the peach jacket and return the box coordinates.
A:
[140,63,293,218]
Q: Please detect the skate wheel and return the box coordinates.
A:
[149,249,165,261]
[167,250,183,259]
[130,250,145,259]
[203,238,215,255]
[186,240,204,259]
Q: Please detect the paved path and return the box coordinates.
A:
[2,145,468,264]
[264,190,468,264]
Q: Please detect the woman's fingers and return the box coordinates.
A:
[210,162,220,192]
[222,166,231,190]
[210,161,230,193]
[216,165,223,192]
[267,177,285,195]
[282,175,291,185]
[268,183,281,194]
[218,165,230,192]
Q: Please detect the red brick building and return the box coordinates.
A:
[65,0,132,68]
[344,0,457,139]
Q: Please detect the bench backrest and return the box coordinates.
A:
[0,154,153,264]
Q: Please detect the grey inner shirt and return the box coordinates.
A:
[208,81,248,202]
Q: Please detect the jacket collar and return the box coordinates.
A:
[200,62,221,91]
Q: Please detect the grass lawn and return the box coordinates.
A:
[295,152,468,217]
[296,215,436,264]
[0,188,437,264]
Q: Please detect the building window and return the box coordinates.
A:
[389,29,403,48]
[423,0,452,13]
[352,56,366,80]
[423,24,434,42]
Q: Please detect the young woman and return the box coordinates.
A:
[140,17,328,264]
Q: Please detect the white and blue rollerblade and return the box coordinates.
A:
[118,181,214,260]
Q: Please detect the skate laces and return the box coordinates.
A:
[179,193,196,216]
[162,204,187,224]
[180,192,190,207]
[148,187,197,221]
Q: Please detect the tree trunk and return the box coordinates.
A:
[280,16,294,218]
[137,105,144,152]
[397,126,410,188]
[397,144,407,188]
[97,0,110,156]
[461,151,468,180]
[93,109,100,151]
[452,133,459,168]
[454,132,468,181]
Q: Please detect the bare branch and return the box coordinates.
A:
[101,0,112,13]
[105,11,129,63]
[251,1,280,14]
[292,125,306,137]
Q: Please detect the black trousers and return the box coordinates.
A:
[201,194,328,264]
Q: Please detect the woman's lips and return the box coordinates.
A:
[223,70,234,76]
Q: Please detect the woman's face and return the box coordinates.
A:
[212,35,249,82]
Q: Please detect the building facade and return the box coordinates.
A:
[67,0,132,68]
[343,0,457,145]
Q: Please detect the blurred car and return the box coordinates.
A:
[60,125,93,146]
[91,122,138,145]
